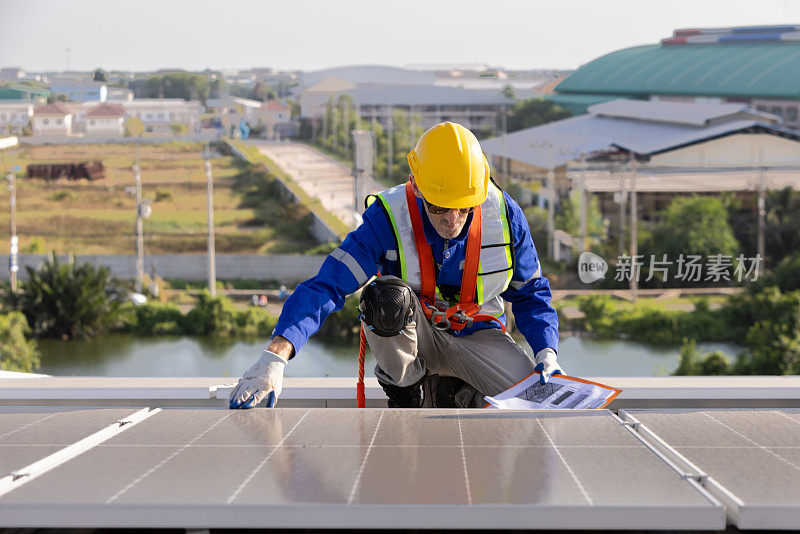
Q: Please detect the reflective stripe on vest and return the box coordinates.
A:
[375,182,513,318]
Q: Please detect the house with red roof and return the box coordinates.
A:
[32,102,73,136]
[84,102,125,136]
[260,99,291,138]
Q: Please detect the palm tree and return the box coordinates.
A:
[1,253,126,339]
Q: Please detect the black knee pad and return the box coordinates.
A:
[359,276,415,337]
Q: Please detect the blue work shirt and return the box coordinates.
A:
[273,191,559,357]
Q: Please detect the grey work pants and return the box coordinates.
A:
[363,288,537,403]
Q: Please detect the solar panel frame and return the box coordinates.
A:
[0,408,725,530]
[620,409,800,529]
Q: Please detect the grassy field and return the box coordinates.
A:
[0,142,318,254]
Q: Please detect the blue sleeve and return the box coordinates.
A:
[272,201,394,356]
[499,192,559,354]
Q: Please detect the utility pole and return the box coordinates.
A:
[757,147,766,260]
[331,99,338,154]
[530,141,556,261]
[501,106,509,188]
[387,105,394,182]
[547,165,556,261]
[618,163,627,257]
[204,145,217,297]
[133,158,144,294]
[629,157,638,302]
[579,153,587,253]
[6,171,17,292]
[545,142,556,261]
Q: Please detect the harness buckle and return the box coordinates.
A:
[449,310,474,328]
[429,309,451,331]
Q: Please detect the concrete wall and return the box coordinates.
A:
[4,254,327,284]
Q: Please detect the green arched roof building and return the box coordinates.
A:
[552,26,800,117]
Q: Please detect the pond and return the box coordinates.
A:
[35,334,742,378]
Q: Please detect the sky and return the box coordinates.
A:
[1,0,799,73]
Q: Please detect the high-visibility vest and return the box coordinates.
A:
[370,179,514,329]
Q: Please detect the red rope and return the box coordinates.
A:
[357,323,367,408]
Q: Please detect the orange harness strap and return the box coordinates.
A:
[404,180,505,333]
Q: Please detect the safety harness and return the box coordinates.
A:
[356,180,505,407]
[404,180,506,334]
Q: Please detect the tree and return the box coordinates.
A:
[140,72,211,104]
[93,69,108,82]
[1,254,127,339]
[124,117,144,137]
[0,312,40,373]
[765,186,800,261]
[169,122,188,137]
[555,190,608,248]
[252,81,277,101]
[507,98,571,133]
[647,195,739,263]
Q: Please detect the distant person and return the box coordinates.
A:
[230,122,561,409]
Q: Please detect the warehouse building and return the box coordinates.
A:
[551,25,800,130]
[481,99,800,239]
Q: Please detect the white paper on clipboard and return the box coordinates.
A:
[484,373,622,410]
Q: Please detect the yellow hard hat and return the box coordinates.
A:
[407,122,490,209]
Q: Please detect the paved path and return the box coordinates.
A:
[253,141,383,228]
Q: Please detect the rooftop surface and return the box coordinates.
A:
[481,99,800,169]
[555,36,800,100]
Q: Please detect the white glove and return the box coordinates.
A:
[534,348,564,384]
[229,350,286,409]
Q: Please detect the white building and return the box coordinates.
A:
[49,78,107,103]
[0,103,33,135]
[301,77,513,135]
[123,99,202,134]
[32,103,73,136]
[107,87,134,103]
[84,103,125,136]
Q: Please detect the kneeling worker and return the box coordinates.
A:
[230,122,562,409]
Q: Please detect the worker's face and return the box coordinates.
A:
[423,199,471,239]
[410,176,472,239]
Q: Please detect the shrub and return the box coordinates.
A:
[0,312,40,373]
[25,236,45,254]
[576,295,730,346]
[183,291,238,336]
[49,190,75,202]
[673,339,731,376]
[131,302,184,335]
[236,307,278,337]
[154,189,173,202]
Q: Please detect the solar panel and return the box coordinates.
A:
[0,407,142,476]
[621,409,800,529]
[0,408,723,529]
